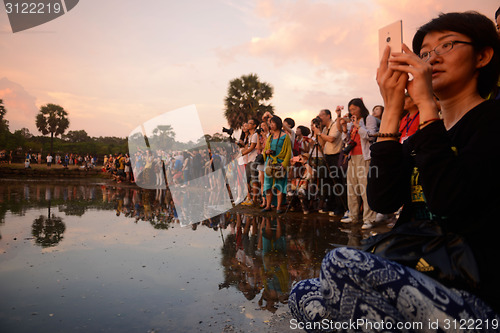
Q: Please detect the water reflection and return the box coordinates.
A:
[220,214,352,313]
[31,201,66,248]
[0,179,367,331]
[0,179,352,284]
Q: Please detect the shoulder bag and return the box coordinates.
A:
[362,219,480,292]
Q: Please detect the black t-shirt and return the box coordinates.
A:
[368,99,500,313]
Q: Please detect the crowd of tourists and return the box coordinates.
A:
[121,104,407,231]
[22,152,98,170]
[234,100,407,230]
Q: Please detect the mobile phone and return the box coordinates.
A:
[379,20,402,61]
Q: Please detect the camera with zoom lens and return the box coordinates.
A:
[222,127,234,136]
[311,116,322,128]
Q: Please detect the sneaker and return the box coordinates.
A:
[340,217,352,223]
[303,210,310,215]
[241,199,253,206]
[318,209,327,214]
[329,211,343,217]
[361,221,374,230]
[375,213,394,223]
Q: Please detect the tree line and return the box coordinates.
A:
[0,100,128,160]
[0,72,275,161]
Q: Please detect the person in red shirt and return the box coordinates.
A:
[398,93,420,143]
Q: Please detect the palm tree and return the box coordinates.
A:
[35,103,70,155]
[32,201,66,248]
[224,73,274,130]
[152,124,176,148]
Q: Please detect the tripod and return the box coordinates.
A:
[309,135,348,214]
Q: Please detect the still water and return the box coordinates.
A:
[0,179,361,332]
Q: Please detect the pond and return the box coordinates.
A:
[0,179,376,332]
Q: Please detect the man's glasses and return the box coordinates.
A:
[419,40,473,62]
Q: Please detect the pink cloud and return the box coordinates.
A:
[221,0,378,72]
[0,78,39,133]
[224,0,498,72]
[217,0,498,118]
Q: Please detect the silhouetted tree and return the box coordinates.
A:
[35,103,70,155]
[224,74,274,130]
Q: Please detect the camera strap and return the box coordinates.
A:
[326,121,334,136]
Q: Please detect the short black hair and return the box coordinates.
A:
[495,6,500,19]
[320,109,332,118]
[412,11,500,98]
[297,125,310,137]
[270,115,283,131]
[284,117,295,128]
[249,118,259,126]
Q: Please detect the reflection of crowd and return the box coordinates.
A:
[220,212,344,313]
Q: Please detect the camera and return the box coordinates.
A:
[311,116,322,128]
[255,128,262,135]
[269,150,276,156]
[222,127,234,136]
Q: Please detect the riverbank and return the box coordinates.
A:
[0,163,112,179]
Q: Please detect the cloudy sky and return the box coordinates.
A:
[0,0,498,141]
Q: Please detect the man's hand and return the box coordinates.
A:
[262,111,272,121]
[335,105,344,117]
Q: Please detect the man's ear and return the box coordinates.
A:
[476,46,494,69]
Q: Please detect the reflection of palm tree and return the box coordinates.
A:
[31,201,66,248]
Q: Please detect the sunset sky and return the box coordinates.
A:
[0,0,498,141]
